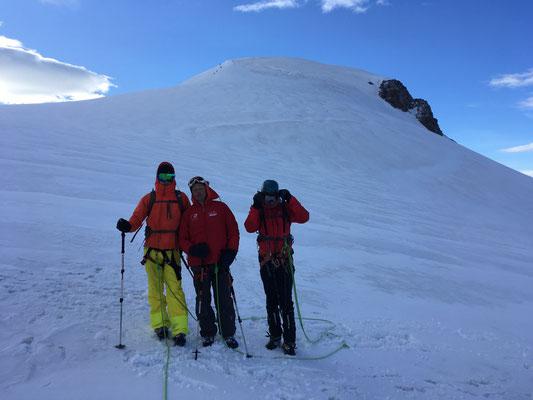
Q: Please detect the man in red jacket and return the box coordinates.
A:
[179,176,240,349]
[116,162,191,347]
[244,180,309,356]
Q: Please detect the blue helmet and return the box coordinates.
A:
[261,180,279,194]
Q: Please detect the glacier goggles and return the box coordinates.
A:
[158,172,175,182]
[188,176,207,188]
[263,193,279,203]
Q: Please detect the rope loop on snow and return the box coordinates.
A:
[158,249,349,362]
[214,255,349,360]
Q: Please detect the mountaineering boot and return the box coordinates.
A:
[282,342,296,356]
[173,333,186,347]
[202,336,214,347]
[155,327,169,340]
[224,336,239,349]
[265,335,281,350]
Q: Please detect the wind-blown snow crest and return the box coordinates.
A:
[1,57,532,399]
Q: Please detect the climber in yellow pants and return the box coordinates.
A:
[116,161,191,346]
[144,248,189,340]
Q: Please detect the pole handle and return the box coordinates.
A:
[121,232,125,254]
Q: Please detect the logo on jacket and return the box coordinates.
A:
[208,211,217,217]
[192,213,199,221]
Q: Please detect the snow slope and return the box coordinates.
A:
[1,57,532,399]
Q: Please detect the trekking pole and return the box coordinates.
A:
[130,222,143,243]
[193,260,205,360]
[180,252,195,280]
[116,232,126,349]
[228,273,252,358]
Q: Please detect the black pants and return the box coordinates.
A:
[192,264,236,338]
[259,255,296,344]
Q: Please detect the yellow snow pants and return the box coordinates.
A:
[144,248,188,335]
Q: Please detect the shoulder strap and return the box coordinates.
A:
[281,201,290,223]
[281,201,290,237]
[147,189,156,217]
[259,209,269,237]
[175,190,184,214]
[147,189,184,218]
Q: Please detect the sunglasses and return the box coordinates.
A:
[264,193,278,202]
[158,173,175,182]
[188,176,206,188]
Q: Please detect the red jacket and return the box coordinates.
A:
[128,165,191,250]
[244,196,309,255]
[179,183,239,267]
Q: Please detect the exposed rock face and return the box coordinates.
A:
[410,98,443,136]
[379,79,443,136]
[379,79,413,112]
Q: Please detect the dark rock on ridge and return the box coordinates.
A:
[379,79,443,136]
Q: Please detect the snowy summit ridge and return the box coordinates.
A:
[1,57,533,399]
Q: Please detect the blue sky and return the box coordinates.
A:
[1,0,532,175]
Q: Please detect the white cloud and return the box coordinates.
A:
[234,0,299,12]
[234,0,387,13]
[0,35,115,104]
[490,68,533,88]
[0,36,23,48]
[500,143,533,153]
[321,0,370,13]
[522,171,533,177]
[519,97,533,110]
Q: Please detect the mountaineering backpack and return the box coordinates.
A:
[145,189,185,238]
[139,189,185,278]
[131,189,185,243]
[257,200,294,246]
[147,189,185,218]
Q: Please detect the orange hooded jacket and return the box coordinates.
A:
[127,162,191,250]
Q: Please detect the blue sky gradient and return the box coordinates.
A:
[1,0,532,174]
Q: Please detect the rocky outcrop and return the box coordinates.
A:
[379,79,443,136]
[410,98,443,136]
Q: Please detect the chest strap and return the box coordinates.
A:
[257,234,294,244]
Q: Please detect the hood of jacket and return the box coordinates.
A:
[155,161,177,196]
[190,180,220,207]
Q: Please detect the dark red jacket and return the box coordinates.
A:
[244,196,309,255]
[179,183,239,267]
[128,163,191,250]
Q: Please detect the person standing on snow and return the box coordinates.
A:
[116,162,191,346]
[244,180,309,356]
[179,176,240,349]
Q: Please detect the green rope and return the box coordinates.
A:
[273,343,349,361]
[162,272,198,321]
[170,249,349,362]
[215,263,348,360]
[284,241,328,344]
[155,257,170,400]
[242,315,348,360]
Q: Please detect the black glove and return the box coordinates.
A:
[116,218,131,233]
[253,192,263,210]
[278,189,292,202]
[218,249,237,273]
[189,243,210,259]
